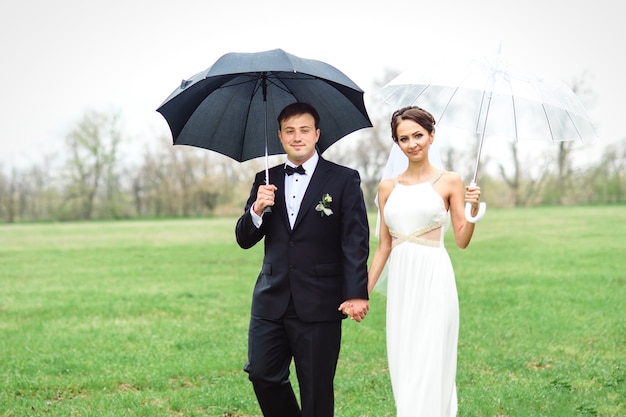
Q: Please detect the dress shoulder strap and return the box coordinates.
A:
[430,170,446,185]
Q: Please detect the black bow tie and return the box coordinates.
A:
[284,165,306,176]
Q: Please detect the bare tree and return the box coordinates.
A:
[497,140,555,206]
[132,136,177,217]
[495,72,596,206]
[0,167,17,222]
[63,110,123,220]
[579,138,626,203]
[131,135,255,217]
[25,157,59,220]
[0,167,6,221]
[498,141,522,205]
[553,75,595,204]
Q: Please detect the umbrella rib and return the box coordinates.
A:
[563,110,584,142]
[437,86,460,125]
[264,72,336,99]
[476,90,488,133]
[219,75,261,90]
[238,79,263,161]
[265,73,298,95]
[509,89,520,143]
[225,72,318,98]
[214,74,265,160]
[539,103,556,143]
[218,71,327,97]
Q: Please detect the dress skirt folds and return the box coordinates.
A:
[383,174,458,417]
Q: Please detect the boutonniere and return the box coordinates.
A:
[315,193,333,217]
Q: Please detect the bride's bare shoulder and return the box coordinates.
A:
[377,178,396,200]
[440,170,463,185]
[379,177,396,189]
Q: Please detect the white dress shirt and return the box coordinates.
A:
[251,152,319,229]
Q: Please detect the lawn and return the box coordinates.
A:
[0,206,624,416]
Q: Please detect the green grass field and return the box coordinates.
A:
[1,206,624,416]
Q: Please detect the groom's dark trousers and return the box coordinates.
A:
[245,298,341,417]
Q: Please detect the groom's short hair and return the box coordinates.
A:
[277,102,320,130]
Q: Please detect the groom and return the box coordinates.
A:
[235,102,370,417]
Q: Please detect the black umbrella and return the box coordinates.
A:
[157,48,372,183]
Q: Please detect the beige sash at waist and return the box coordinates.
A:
[389,222,443,248]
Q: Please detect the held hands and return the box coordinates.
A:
[338,299,369,322]
[254,184,278,215]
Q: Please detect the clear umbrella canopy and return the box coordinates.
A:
[379,52,596,144]
[378,51,597,221]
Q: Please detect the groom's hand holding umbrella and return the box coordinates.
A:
[253,184,277,216]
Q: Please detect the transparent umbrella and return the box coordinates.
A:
[378,49,597,221]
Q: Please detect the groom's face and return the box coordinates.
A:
[278,113,320,165]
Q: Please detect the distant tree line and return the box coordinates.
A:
[0,107,624,224]
[1,72,624,223]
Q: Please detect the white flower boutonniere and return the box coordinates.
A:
[315,193,333,217]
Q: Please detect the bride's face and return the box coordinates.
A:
[395,119,434,162]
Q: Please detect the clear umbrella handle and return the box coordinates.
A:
[464,181,486,223]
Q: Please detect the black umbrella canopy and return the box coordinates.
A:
[157,49,372,162]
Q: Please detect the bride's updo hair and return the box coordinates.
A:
[390,106,436,143]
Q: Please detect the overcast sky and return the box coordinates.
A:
[1,0,623,170]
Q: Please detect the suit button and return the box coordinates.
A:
[289,241,295,247]
[289,265,294,271]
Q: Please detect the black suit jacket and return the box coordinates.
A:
[235,157,369,322]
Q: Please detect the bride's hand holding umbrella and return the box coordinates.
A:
[464,183,484,223]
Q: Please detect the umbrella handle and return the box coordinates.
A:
[464,181,486,223]
[465,202,486,223]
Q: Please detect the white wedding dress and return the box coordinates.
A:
[383,171,458,416]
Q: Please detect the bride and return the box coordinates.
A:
[343,106,481,416]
